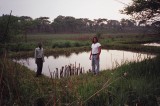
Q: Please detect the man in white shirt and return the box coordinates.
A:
[35,42,44,77]
[89,37,101,75]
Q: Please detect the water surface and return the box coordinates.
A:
[143,43,160,47]
[14,49,155,77]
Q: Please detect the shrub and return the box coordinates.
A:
[64,41,71,48]
[74,42,81,47]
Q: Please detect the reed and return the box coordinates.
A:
[50,62,85,79]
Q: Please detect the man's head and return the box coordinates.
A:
[92,36,98,43]
[38,42,42,49]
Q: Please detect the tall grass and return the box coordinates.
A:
[1,55,160,105]
[52,40,90,48]
[0,58,50,105]
[106,56,160,105]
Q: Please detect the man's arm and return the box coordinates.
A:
[97,46,101,59]
[34,49,37,63]
[98,46,101,55]
[42,49,45,62]
[89,49,92,60]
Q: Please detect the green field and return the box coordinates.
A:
[1,33,160,105]
[3,33,160,55]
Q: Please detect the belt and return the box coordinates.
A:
[92,54,98,55]
[36,57,42,59]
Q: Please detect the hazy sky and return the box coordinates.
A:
[0,0,132,21]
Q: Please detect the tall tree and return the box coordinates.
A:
[52,15,65,33]
[120,19,136,27]
[35,17,51,33]
[122,0,160,33]
[0,13,20,43]
[151,21,160,33]
[65,16,76,33]
[122,0,160,20]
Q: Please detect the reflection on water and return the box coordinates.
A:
[14,49,155,77]
[143,43,160,47]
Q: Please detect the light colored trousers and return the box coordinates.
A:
[92,55,99,74]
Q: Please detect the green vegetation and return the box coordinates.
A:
[1,33,160,54]
[1,33,160,105]
[0,34,92,53]
[1,53,160,105]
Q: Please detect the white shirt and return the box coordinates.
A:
[91,43,101,54]
[35,47,44,60]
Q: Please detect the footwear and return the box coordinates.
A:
[35,74,39,77]
[95,73,99,76]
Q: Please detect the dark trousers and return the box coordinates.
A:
[36,58,43,76]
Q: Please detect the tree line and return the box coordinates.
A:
[0,15,159,36]
[0,0,160,43]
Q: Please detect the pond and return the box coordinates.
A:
[143,43,160,47]
[14,49,155,77]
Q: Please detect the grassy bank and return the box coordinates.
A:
[2,34,92,52]
[1,55,160,105]
[1,33,160,53]
[4,33,160,59]
[9,46,90,59]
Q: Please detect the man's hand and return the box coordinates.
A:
[89,56,92,60]
[96,55,99,60]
